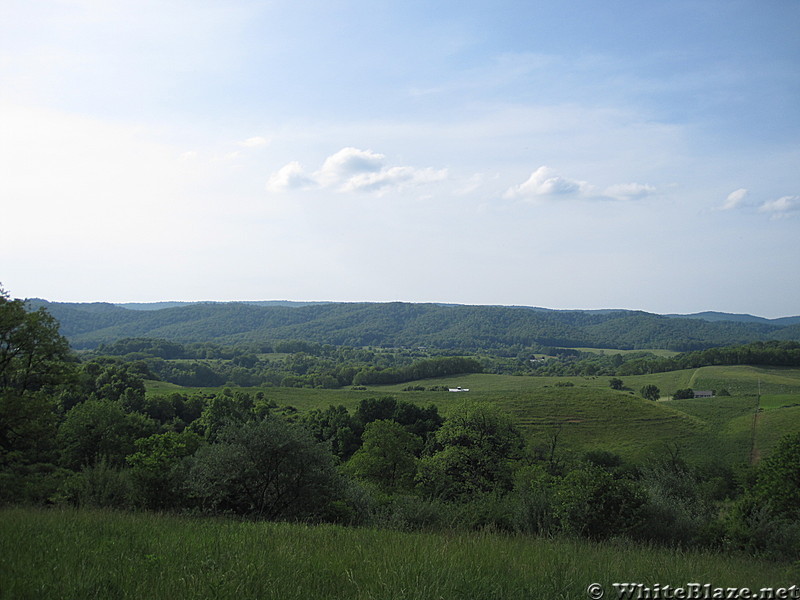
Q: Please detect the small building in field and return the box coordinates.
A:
[692,390,714,398]
[448,387,470,392]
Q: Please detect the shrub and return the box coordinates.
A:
[187,416,346,521]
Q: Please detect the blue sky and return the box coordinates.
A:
[1,1,798,317]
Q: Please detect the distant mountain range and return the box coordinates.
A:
[25,299,800,352]
[664,311,800,326]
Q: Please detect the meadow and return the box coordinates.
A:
[1,507,797,600]
[145,365,800,467]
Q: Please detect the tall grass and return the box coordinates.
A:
[1,507,797,599]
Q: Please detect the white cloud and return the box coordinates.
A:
[316,147,386,187]
[505,166,658,203]
[342,166,447,193]
[759,195,800,218]
[239,136,269,148]
[265,161,315,192]
[504,166,589,199]
[603,182,656,200]
[720,188,748,210]
[265,147,446,194]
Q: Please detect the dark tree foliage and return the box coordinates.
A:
[0,287,75,501]
[353,356,482,386]
[344,419,422,493]
[301,405,362,461]
[417,402,524,501]
[640,385,660,401]
[609,377,624,390]
[126,430,203,510]
[755,432,800,519]
[188,417,347,520]
[555,464,647,539]
[354,397,442,443]
[57,399,158,469]
[1,289,73,396]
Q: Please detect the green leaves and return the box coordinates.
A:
[344,420,421,493]
[417,402,524,501]
[0,288,73,395]
[188,417,346,520]
[640,384,660,401]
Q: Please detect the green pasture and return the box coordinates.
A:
[1,507,796,600]
[144,365,800,467]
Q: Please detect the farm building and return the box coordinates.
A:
[692,390,714,398]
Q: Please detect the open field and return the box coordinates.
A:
[145,365,800,467]
[1,507,796,600]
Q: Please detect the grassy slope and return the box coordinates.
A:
[145,365,800,467]
[1,508,796,600]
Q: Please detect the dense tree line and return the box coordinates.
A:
[30,298,800,353]
[352,357,483,386]
[3,288,800,561]
[512,341,800,378]
[87,337,481,389]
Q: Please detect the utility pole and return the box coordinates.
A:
[750,379,762,464]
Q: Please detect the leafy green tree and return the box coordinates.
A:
[0,288,73,396]
[755,431,800,518]
[188,416,346,520]
[609,377,624,390]
[127,430,202,509]
[417,402,524,501]
[57,399,157,469]
[354,396,442,443]
[344,420,421,493]
[301,405,361,461]
[672,388,695,400]
[0,287,75,502]
[190,391,254,441]
[640,384,660,401]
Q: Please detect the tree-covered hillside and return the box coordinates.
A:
[26,299,800,352]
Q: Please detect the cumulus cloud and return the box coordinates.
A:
[759,195,800,218]
[316,147,386,187]
[266,147,447,194]
[603,182,656,200]
[720,188,748,210]
[265,161,316,192]
[504,166,589,199]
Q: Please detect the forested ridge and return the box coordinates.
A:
[25,299,800,352]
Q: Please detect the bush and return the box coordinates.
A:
[721,495,800,560]
[554,465,646,539]
[56,458,134,509]
[187,416,347,521]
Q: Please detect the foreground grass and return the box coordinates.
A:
[1,508,797,599]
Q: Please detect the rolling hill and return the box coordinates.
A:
[26,299,800,351]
